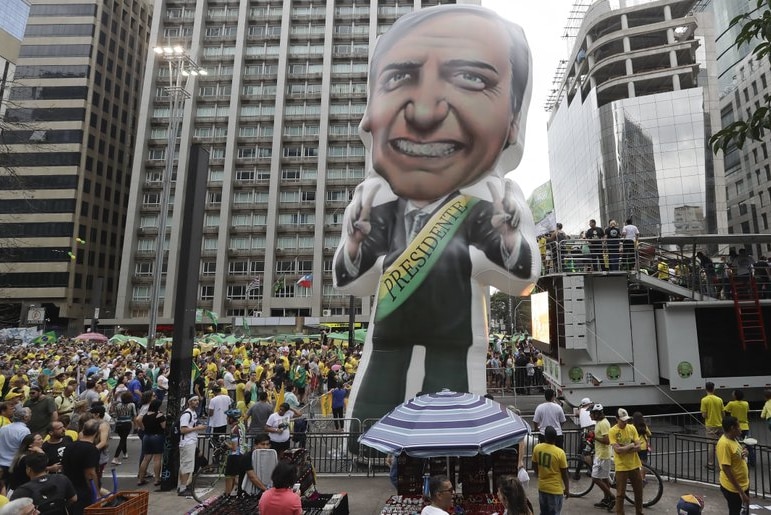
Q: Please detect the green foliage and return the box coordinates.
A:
[709,0,771,154]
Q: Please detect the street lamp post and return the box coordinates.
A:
[147,46,206,347]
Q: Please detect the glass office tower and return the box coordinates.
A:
[546,0,727,239]
[0,0,151,332]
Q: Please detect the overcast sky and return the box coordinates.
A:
[482,1,576,198]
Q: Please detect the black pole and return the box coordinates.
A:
[348,295,355,348]
[160,145,208,491]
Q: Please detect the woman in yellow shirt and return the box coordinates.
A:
[725,389,754,466]
[762,389,771,431]
[632,411,652,482]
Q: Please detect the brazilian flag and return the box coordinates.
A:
[31,331,57,345]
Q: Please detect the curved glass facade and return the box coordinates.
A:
[549,87,718,237]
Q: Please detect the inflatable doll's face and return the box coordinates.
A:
[362,13,519,202]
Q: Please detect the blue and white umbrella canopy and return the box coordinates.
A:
[359,390,530,457]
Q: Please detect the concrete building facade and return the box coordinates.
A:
[114,0,479,330]
[714,0,771,258]
[0,0,152,331]
[546,0,728,240]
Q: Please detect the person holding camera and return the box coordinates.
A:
[265,403,301,458]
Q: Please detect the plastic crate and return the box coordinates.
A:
[84,491,149,515]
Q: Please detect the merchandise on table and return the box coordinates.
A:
[382,494,504,515]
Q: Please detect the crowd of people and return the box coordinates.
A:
[0,331,362,513]
[486,338,546,395]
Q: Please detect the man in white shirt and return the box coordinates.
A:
[223,365,237,402]
[621,218,639,271]
[155,367,169,402]
[421,475,453,515]
[178,397,207,497]
[532,388,566,449]
[265,402,301,458]
[573,397,594,430]
[208,389,231,435]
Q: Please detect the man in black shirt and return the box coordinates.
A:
[61,419,100,515]
[41,422,72,474]
[604,220,622,271]
[585,219,605,271]
[11,452,77,514]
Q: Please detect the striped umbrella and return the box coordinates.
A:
[358,390,530,457]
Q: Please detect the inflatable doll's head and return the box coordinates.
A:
[359,5,532,202]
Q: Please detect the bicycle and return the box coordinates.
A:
[567,455,663,507]
[191,434,230,503]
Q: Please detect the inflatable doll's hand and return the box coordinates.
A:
[488,180,521,253]
[344,182,381,258]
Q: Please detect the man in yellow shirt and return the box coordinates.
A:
[700,381,724,470]
[609,408,643,515]
[532,425,569,515]
[590,404,615,511]
[717,415,749,515]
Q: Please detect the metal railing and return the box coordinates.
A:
[484,366,547,398]
[191,411,771,500]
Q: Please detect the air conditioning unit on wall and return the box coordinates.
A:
[322,309,331,317]
[253,311,262,317]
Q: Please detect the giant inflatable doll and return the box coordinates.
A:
[333,5,541,424]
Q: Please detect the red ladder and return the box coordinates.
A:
[729,275,768,350]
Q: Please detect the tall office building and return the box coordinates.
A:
[115,0,479,330]
[714,0,771,257]
[0,0,30,118]
[546,0,728,239]
[0,0,152,331]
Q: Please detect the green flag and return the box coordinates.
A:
[205,310,219,328]
[191,362,201,384]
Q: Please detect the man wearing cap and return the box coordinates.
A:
[609,408,643,515]
[574,398,594,431]
[23,385,58,436]
[590,404,615,511]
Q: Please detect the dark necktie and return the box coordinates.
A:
[408,211,429,241]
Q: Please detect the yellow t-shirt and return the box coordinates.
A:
[701,393,724,428]
[594,418,612,460]
[717,435,748,493]
[762,399,771,421]
[531,442,567,495]
[609,424,642,472]
[235,383,246,404]
[724,400,750,431]
[0,415,10,429]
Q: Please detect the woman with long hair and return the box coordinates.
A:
[632,411,652,481]
[137,399,165,486]
[496,475,533,515]
[111,391,136,465]
[8,433,45,491]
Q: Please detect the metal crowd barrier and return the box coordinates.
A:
[191,412,771,500]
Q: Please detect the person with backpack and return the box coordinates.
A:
[10,452,76,514]
[177,396,207,498]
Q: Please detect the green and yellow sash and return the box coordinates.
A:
[374,195,479,322]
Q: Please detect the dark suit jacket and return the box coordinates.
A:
[335,195,532,348]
